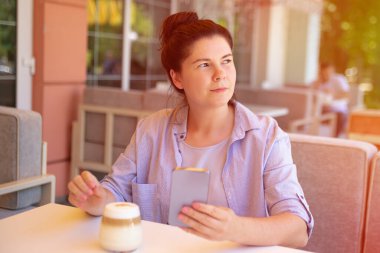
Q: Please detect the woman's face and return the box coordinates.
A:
[170,35,236,109]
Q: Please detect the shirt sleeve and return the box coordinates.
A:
[263,133,314,237]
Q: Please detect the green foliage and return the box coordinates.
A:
[0,0,16,63]
[131,3,153,38]
[320,0,380,108]
[0,0,16,21]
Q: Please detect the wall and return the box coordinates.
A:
[33,0,87,199]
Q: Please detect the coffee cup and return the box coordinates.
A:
[99,202,143,252]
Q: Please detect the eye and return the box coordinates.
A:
[198,62,209,68]
[222,58,232,64]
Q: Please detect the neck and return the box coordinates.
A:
[185,103,234,147]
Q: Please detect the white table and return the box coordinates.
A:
[244,104,289,118]
[0,204,309,253]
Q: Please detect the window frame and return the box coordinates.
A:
[16,0,34,109]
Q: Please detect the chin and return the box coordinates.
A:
[210,98,232,108]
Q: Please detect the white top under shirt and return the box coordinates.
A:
[180,139,229,207]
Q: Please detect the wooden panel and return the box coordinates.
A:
[348,110,380,149]
[349,114,380,134]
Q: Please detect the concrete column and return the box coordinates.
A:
[251,4,289,89]
[285,8,321,85]
[250,0,323,88]
[265,4,288,88]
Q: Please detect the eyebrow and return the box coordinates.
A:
[191,53,233,65]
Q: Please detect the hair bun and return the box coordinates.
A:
[160,12,198,46]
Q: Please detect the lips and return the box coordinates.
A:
[210,87,228,92]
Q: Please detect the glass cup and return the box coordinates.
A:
[99,202,143,252]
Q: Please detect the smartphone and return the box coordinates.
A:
[168,167,210,227]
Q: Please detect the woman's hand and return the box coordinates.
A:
[178,202,240,242]
[68,171,114,216]
[178,203,308,247]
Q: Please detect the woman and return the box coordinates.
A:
[68,12,313,247]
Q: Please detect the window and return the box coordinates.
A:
[87,0,124,88]
[0,0,33,109]
[129,0,170,90]
[86,0,256,90]
[0,0,17,106]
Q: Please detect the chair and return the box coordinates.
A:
[235,86,337,136]
[70,87,184,179]
[71,87,147,178]
[285,83,365,137]
[363,152,380,253]
[289,133,377,253]
[348,109,380,149]
[0,106,55,218]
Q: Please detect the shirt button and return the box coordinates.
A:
[180,135,184,139]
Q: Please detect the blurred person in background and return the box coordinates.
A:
[312,62,350,137]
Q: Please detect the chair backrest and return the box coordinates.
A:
[363,152,380,253]
[348,109,380,149]
[0,106,42,209]
[83,86,144,109]
[72,87,181,177]
[82,87,145,164]
[279,86,326,117]
[143,89,183,111]
[285,82,364,111]
[234,86,314,130]
[289,133,377,253]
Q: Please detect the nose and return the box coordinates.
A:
[213,66,226,82]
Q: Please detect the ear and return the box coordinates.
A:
[170,69,184,90]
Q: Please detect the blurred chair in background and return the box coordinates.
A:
[235,85,337,137]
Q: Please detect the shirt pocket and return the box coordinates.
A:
[132,182,161,223]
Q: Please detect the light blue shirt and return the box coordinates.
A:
[101,101,314,236]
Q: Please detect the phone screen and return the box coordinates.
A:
[168,168,210,227]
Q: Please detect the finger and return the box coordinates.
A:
[72,174,93,196]
[178,213,215,236]
[68,193,83,208]
[192,203,227,220]
[181,206,219,228]
[68,181,88,201]
[81,171,99,189]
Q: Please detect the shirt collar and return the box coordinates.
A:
[170,100,261,142]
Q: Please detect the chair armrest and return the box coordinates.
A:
[288,112,337,136]
[0,175,56,205]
